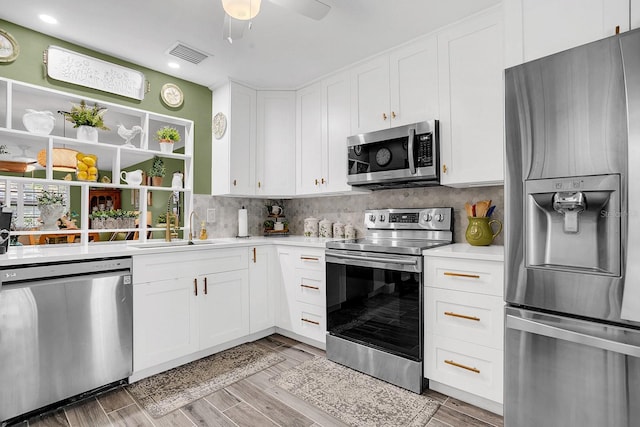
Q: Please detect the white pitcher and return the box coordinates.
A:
[121,169,143,186]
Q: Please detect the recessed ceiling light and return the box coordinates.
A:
[168,62,180,69]
[39,14,58,24]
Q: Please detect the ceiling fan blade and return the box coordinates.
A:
[222,14,247,42]
[267,0,331,20]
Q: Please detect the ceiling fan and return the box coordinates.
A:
[222,0,331,43]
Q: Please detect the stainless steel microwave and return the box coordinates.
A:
[347,120,439,190]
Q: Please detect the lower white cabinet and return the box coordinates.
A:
[248,246,276,333]
[133,249,249,372]
[424,245,504,412]
[276,246,327,344]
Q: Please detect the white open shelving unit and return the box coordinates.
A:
[0,77,194,245]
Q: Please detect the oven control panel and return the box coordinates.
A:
[364,208,453,230]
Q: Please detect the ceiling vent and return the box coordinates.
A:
[166,42,210,65]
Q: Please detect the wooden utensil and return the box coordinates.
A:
[476,200,491,217]
[465,202,474,217]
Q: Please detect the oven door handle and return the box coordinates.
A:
[408,127,416,174]
[326,251,421,272]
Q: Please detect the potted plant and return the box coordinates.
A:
[156,126,181,153]
[148,155,166,187]
[37,190,66,231]
[62,100,109,142]
[89,210,108,229]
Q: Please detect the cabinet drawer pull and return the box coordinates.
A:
[194,278,198,296]
[391,111,396,119]
[321,178,326,184]
[301,317,320,325]
[442,164,447,174]
[204,277,208,295]
[382,112,388,120]
[443,272,481,279]
[300,256,319,261]
[315,178,319,185]
[258,181,261,188]
[233,179,237,186]
[445,359,480,374]
[253,247,256,263]
[444,311,480,321]
[301,284,320,290]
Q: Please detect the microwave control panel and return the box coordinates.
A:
[416,133,434,167]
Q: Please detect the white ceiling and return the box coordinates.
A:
[0,0,501,90]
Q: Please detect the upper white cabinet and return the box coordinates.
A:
[256,91,296,197]
[212,83,296,197]
[350,36,439,135]
[296,71,356,195]
[437,7,504,187]
[212,81,257,196]
[504,0,629,67]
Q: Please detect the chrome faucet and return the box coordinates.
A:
[165,192,179,242]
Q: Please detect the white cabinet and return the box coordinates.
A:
[350,37,438,134]
[275,246,326,344]
[296,71,358,195]
[248,245,276,333]
[0,77,194,243]
[132,249,249,373]
[212,81,257,196]
[504,0,629,67]
[633,0,640,29]
[424,245,504,413]
[256,91,296,196]
[437,7,504,187]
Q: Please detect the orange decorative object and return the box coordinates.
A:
[37,148,79,172]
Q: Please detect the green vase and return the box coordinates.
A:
[465,216,502,246]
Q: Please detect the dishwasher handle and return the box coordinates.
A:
[1,257,132,285]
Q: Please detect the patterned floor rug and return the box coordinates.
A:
[128,342,285,417]
[271,357,440,427]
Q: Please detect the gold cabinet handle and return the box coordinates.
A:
[258,181,261,188]
[301,284,320,290]
[301,317,320,325]
[233,179,237,186]
[204,277,208,295]
[443,272,481,279]
[442,164,447,174]
[382,112,388,120]
[391,111,396,119]
[300,256,319,261]
[444,311,480,321]
[321,178,326,184]
[253,247,256,263]
[445,359,480,374]
[194,278,198,296]
[315,178,319,185]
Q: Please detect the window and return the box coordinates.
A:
[0,180,70,228]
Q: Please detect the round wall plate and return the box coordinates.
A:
[213,112,227,139]
[0,29,19,63]
[160,83,184,108]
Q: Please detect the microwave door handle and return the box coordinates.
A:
[408,128,416,174]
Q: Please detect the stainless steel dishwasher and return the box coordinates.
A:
[0,257,133,423]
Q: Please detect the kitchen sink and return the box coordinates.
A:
[128,239,222,249]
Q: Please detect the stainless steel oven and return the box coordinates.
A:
[325,208,453,393]
[347,120,439,189]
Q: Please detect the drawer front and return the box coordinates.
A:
[134,248,248,283]
[294,268,326,306]
[425,288,504,349]
[425,333,503,403]
[294,248,325,271]
[292,301,326,344]
[425,256,503,296]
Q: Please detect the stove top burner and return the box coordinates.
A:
[326,207,454,255]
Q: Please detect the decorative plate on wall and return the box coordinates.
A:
[0,29,19,63]
[213,112,227,139]
[160,83,184,107]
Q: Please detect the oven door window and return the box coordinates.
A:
[326,262,422,361]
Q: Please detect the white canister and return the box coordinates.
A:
[304,217,319,237]
[345,223,357,239]
[333,222,345,238]
[319,218,333,238]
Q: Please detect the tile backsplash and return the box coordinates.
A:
[193,184,504,245]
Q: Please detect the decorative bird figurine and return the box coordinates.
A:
[117,124,143,148]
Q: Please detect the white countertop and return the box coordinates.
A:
[423,243,504,262]
[0,236,339,266]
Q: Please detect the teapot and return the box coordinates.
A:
[121,169,143,186]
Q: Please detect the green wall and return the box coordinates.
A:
[0,20,212,194]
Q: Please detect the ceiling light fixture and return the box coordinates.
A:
[39,14,58,24]
[221,0,261,21]
[168,62,180,69]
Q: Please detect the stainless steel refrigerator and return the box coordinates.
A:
[505,31,640,426]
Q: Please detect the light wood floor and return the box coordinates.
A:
[16,335,503,427]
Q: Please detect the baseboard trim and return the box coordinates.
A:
[428,380,503,416]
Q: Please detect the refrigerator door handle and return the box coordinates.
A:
[506,314,640,357]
